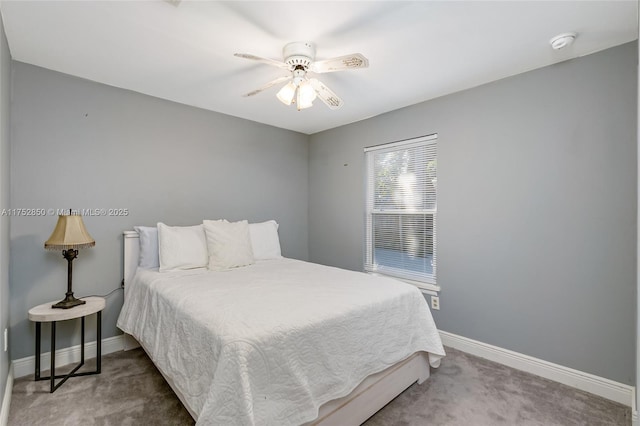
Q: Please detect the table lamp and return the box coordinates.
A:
[44,213,95,309]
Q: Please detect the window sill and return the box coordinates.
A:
[366,272,440,295]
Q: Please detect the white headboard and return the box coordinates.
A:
[123,230,140,299]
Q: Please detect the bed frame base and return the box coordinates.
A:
[307,352,430,425]
[122,230,431,425]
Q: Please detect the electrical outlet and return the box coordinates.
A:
[3,328,7,352]
[431,296,440,311]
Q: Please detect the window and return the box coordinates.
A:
[364,134,437,289]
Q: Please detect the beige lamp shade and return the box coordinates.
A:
[44,214,95,250]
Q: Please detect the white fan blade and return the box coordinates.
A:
[234,53,290,70]
[243,76,291,97]
[311,53,369,73]
[309,78,343,109]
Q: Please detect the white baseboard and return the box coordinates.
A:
[12,335,124,379]
[439,331,635,407]
[0,363,13,426]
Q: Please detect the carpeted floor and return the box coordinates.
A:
[8,347,631,425]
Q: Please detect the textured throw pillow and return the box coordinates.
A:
[134,226,160,269]
[249,220,282,260]
[157,223,208,272]
[203,219,254,271]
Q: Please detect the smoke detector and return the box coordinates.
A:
[550,32,577,50]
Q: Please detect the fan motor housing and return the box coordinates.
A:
[283,41,315,70]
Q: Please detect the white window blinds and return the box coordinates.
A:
[364,134,437,285]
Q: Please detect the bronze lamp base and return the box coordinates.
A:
[52,294,86,309]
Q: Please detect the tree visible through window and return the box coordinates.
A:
[364,134,437,286]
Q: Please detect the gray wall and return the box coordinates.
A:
[0,16,11,406]
[309,42,637,385]
[9,62,309,360]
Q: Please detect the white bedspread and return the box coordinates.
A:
[117,258,445,426]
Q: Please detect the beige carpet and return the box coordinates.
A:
[8,347,630,425]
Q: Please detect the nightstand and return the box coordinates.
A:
[28,296,105,392]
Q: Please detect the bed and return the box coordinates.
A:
[117,227,445,425]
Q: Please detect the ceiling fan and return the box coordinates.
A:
[234,42,369,111]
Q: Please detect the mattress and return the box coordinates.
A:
[117,258,445,426]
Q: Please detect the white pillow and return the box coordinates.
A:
[249,220,282,260]
[203,219,254,271]
[134,226,159,269]
[157,223,208,272]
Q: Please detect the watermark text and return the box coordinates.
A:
[0,208,130,217]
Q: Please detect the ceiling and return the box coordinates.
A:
[0,1,637,135]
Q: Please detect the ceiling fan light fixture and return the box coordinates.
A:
[236,41,368,111]
[277,81,296,106]
[296,81,316,111]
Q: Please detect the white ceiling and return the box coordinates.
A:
[0,1,637,135]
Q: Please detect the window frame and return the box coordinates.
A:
[364,134,439,292]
